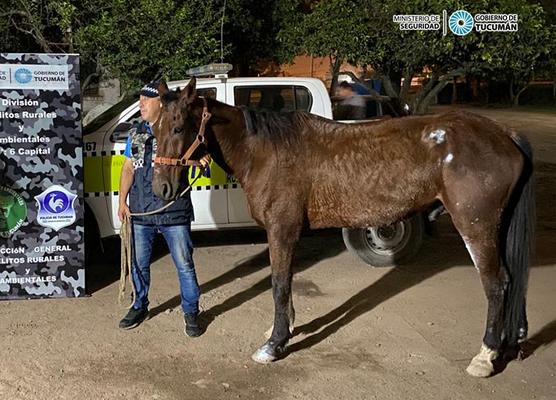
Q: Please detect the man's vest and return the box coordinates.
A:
[128,122,193,225]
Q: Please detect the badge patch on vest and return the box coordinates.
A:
[130,131,150,170]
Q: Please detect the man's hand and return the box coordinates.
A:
[200,154,211,168]
[118,202,131,222]
[200,154,211,177]
[118,158,134,222]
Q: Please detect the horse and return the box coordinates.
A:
[151,78,534,378]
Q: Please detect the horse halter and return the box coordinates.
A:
[153,97,211,167]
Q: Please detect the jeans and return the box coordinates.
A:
[131,223,200,315]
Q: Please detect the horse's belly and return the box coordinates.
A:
[306,179,437,229]
[307,200,405,229]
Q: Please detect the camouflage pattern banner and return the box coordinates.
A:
[0,53,84,300]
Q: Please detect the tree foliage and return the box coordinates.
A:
[277,0,554,113]
[1,0,554,106]
[1,0,224,91]
[76,0,222,90]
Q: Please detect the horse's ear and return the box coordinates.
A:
[180,77,197,105]
[158,80,169,96]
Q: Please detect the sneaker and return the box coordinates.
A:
[183,313,203,337]
[119,307,149,330]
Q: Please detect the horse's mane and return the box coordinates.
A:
[240,107,311,145]
[162,90,319,145]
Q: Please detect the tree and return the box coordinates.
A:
[478,1,553,105]
[76,0,222,91]
[222,0,290,76]
[0,0,60,53]
[0,0,111,91]
[277,0,368,94]
[356,0,553,113]
[276,0,553,113]
[355,0,494,114]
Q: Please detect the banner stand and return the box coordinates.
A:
[0,53,84,300]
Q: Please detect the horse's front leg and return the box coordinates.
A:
[252,222,301,364]
[264,291,295,339]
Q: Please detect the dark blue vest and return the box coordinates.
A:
[128,122,193,225]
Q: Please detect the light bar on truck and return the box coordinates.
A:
[186,63,233,78]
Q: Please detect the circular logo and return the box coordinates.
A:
[14,68,33,84]
[449,10,474,36]
[44,191,70,214]
[0,187,27,238]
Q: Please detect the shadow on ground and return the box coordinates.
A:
[149,229,345,319]
[85,160,555,361]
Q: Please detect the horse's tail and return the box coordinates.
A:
[502,134,535,347]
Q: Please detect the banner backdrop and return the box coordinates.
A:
[0,53,84,300]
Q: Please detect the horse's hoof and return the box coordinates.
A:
[466,358,494,377]
[251,343,278,364]
[466,345,497,378]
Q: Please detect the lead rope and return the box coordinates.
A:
[118,172,203,307]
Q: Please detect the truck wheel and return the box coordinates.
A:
[342,214,424,267]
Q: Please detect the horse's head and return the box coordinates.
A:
[152,78,205,201]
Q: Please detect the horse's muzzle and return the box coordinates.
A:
[152,178,176,201]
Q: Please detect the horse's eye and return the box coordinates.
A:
[173,127,183,135]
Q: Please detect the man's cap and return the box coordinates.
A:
[339,81,352,90]
[140,80,161,98]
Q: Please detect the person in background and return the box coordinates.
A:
[335,81,367,120]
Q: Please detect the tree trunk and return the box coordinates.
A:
[399,68,413,105]
[388,70,402,95]
[414,80,450,115]
[328,55,342,96]
[451,77,457,104]
[380,73,399,99]
[513,84,529,107]
[509,78,516,105]
[412,73,439,112]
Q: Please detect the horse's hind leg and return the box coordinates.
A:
[463,235,508,377]
[252,220,301,364]
[448,213,507,377]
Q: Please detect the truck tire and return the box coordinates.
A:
[342,214,424,267]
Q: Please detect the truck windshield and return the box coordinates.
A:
[83,95,138,135]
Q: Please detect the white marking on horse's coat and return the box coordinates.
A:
[429,128,446,144]
[444,153,454,163]
[462,236,480,272]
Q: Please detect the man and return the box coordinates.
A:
[335,81,367,120]
[118,80,206,337]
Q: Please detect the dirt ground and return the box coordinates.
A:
[1,106,555,400]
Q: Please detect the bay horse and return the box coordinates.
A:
[152,78,534,377]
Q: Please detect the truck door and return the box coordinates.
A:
[225,82,314,224]
[187,83,229,228]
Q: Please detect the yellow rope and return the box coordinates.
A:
[118,215,135,307]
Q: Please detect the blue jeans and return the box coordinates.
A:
[131,223,200,315]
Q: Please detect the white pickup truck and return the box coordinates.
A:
[83,75,424,267]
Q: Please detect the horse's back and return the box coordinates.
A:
[302,110,523,229]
